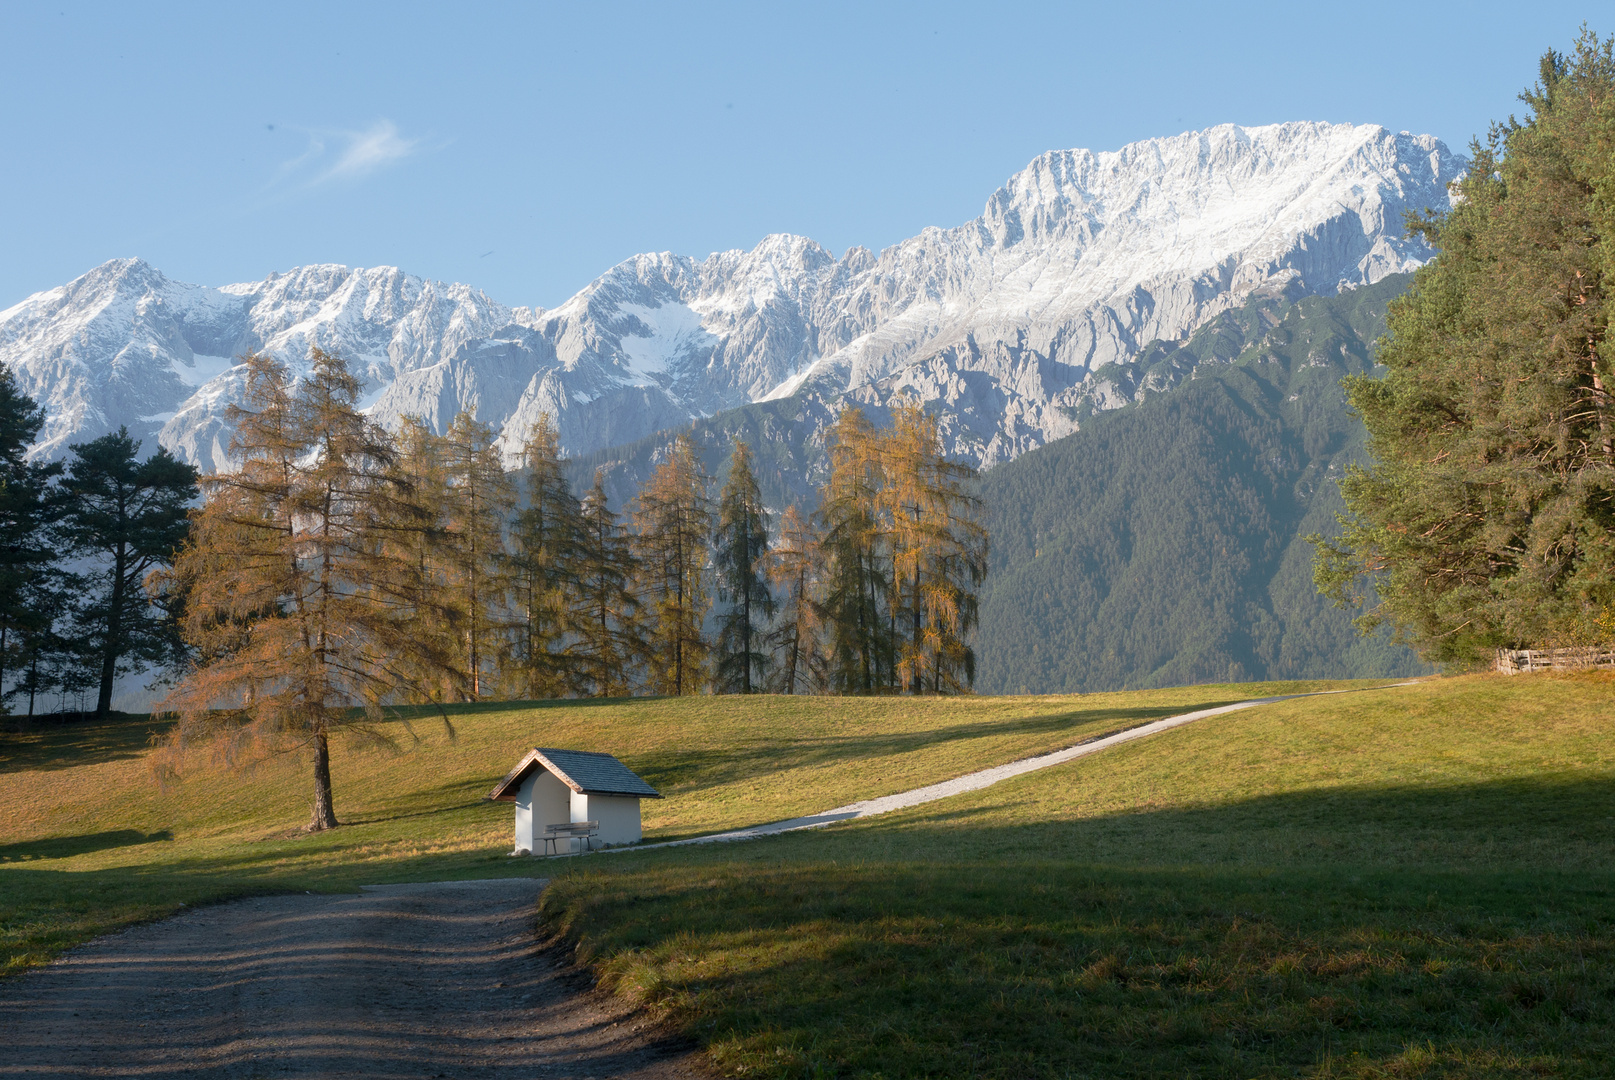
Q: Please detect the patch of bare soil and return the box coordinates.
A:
[0,879,707,1079]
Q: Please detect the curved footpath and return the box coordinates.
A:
[618,682,1420,852]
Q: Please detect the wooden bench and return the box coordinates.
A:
[541,820,599,855]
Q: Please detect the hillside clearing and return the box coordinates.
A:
[0,680,1369,976]
[541,674,1615,1079]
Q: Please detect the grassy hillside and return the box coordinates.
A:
[0,681,1361,976]
[978,275,1430,693]
[5,675,1611,1077]
[543,673,1615,1079]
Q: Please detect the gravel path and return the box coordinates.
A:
[623,684,1417,852]
[0,879,704,1079]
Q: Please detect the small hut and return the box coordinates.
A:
[488,748,661,854]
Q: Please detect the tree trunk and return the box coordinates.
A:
[308,730,339,831]
[97,545,127,716]
[741,518,752,694]
[911,562,923,695]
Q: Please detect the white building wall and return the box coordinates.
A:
[518,770,573,853]
[514,778,533,854]
[574,792,643,847]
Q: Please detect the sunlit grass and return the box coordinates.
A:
[0,679,1369,975]
[539,674,1615,1079]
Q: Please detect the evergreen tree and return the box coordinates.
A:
[507,415,587,698]
[574,471,645,697]
[765,504,827,694]
[818,408,894,694]
[633,433,713,695]
[436,412,514,699]
[0,367,63,711]
[61,428,198,715]
[162,349,454,831]
[1314,32,1615,663]
[712,441,775,693]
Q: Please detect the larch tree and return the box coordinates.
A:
[882,402,988,693]
[573,471,645,697]
[633,433,713,695]
[161,349,453,831]
[436,411,514,700]
[712,441,775,693]
[507,415,587,698]
[1314,32,1615,663]
[387,416,456,704]
[818,408,894,694]
[765,504,827,694]
[61,427,198,715]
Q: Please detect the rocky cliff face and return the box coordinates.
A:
[0,121,1461,471]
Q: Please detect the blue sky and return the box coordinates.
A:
[0,2,1598,311]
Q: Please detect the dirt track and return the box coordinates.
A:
[0,879,704,1079]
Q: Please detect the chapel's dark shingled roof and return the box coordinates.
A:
[488,748,662,801]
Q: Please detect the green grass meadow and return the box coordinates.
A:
[3,674,1613,1077]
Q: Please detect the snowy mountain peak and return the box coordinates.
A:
[1,121,1462,471]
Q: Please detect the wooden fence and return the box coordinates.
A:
[1495,646,1615,674]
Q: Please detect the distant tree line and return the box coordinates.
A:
[132,349,985,829]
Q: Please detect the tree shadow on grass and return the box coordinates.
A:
[1,713,174,774]
[547,773,1615,1079]
[0,829,173,863]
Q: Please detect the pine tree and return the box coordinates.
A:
[818,408,894,694]
[507,415,587,699]
[633,433,713,695]
[765,504,827,694]
[713,441,775,693]
[436,412,514,699]
[162,349,454,831]
[1314,32,1615,663]
[573,471,645,697]
[61,428,198,715]
[0,367,64,712]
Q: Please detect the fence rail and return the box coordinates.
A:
[1495,646,1615,674]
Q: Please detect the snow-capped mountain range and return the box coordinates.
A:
[0,121,1462,472]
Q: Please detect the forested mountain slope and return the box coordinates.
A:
[975,275,1430,694]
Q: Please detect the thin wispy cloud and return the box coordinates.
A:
[317,120,419,183]
[269,119,423,191]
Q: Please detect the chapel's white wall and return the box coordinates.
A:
[532,770,572,833]
[577,793,643,846]
[514,775,534,853]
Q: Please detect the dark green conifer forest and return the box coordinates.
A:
[975,276,1430,694]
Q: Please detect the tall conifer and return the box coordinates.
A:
[62,428,199,715]
[0,367,64,712]
[765,504,827,694]
[633,433,713,695]
[507,415,587,698]
[573,471,645,697]
[818,408,893,693]
[437,411,514,699]
[882,402,987,693]
[713,441,775,693]
[162,349,453,831]
[1314,32,1615,661]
